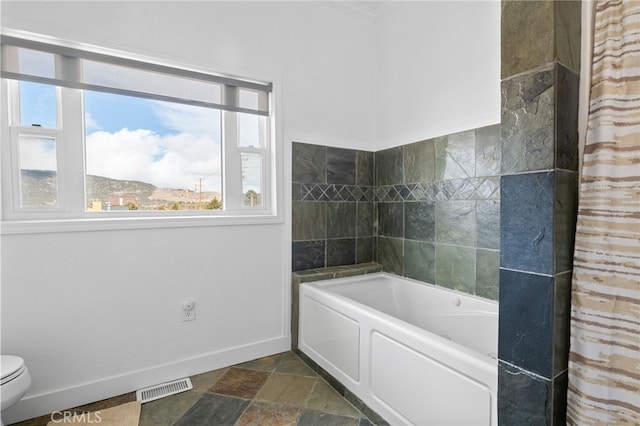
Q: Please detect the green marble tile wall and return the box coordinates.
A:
[291,124,502,301]
[292,143,376,271]
[375,124,501,300]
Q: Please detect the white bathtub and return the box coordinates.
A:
[298,272,498,426]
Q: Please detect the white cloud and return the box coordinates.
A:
[85,99,223,191]
[19,136,57,170]
[86,128,222,191]
[84,113,101,131]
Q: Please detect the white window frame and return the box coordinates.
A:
[0,31,282,234]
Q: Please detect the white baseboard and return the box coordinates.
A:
[3,336,290,424]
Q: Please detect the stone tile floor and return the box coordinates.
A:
[13,351,375,426]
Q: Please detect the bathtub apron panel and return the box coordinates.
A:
[298,272,498,426]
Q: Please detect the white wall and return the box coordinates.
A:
[374,1,501,149]
[0,0,378,149]
[0,1,376,422]
[1,225,288,421]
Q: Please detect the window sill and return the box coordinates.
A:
[0,213,284,235]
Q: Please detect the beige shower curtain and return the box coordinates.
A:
[567,0,640,424]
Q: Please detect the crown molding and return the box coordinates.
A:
[320,1,405,23]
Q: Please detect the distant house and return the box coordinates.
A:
[107,195,140,210]
[86,201,103,212]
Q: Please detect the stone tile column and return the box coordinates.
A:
[499,1,581,424]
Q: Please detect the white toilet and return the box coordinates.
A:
[1,356,31,426]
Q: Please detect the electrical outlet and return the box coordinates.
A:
[183,309,195,321]
[182,300,196,322]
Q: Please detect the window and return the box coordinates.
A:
[82,90,223,212]
[1,33,274,226]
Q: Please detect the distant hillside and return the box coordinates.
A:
[86,174,156,203]
[20,170,221,210]
[20,169,58,208]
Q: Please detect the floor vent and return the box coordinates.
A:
[136,378,193,403]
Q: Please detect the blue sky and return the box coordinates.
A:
[19,81,57,127]
[84,91,171,135]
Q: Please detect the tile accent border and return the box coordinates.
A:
[295,179,500,203]
[376,178,500,202]
[296,184,375,202]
